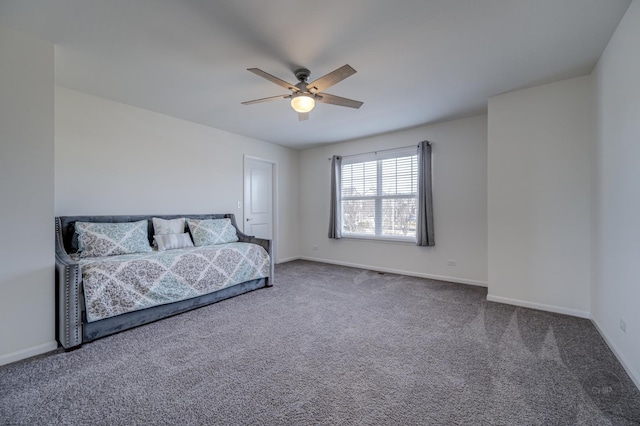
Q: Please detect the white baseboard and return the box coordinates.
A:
[275,256,301,264]
[486,294,590,319]
[0,341,58,367]
[296,256,488,287]
[590,317,640,391]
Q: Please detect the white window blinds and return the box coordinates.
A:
[340,146,418,240]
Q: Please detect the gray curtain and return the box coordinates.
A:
[416,141,435,246]
[328,155,342,239]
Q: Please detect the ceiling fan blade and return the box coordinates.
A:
[241,94,290,105]
[247,68,299,92]
[316,93,363,109]
[306,64,356,93]
[298,112,309,121]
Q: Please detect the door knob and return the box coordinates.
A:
[246,218,252,221]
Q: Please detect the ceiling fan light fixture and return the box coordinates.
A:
[243,65,362,115]
[291,93,315,113]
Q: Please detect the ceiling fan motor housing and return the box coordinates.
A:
[294,68,311,82]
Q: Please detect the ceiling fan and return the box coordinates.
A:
[242,64,363,121]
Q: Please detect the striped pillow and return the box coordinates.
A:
[153,233,194,251]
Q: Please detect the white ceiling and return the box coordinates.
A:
[0,0,631,149]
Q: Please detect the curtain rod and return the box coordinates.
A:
[327,141,430,160]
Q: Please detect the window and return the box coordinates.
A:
[340,147,418,240]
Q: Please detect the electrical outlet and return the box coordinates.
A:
[446,259,456,266]
[313,246,318,251]
[620,319,627,333]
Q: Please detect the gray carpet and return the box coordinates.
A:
[1,260,639,425]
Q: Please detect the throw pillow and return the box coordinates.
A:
[75,220,152,258]
[154,233,194,251]
[186,218,239,246]
[152,217,185,235]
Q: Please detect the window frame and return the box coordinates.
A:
[339,146,418,243]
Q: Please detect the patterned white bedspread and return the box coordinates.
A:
[77,242,270,322]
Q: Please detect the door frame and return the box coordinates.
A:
[243,155,278,262]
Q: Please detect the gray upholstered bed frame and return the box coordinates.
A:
[54,213,274,350]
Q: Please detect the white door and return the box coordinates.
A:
[243,157,273,240]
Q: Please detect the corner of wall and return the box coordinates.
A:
[0,25,56,364]
[589,0,640,392]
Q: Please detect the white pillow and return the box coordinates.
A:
[152,217,185,235]
[154,233,194,251]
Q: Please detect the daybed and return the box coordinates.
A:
[55,213,273,350]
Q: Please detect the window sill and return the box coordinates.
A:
[340,234,417,245]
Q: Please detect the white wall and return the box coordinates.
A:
[592,0,640,388]
[487,76,593,317]
[298,115,488,285]
[0,26,56,365]
[55,87,300,263]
